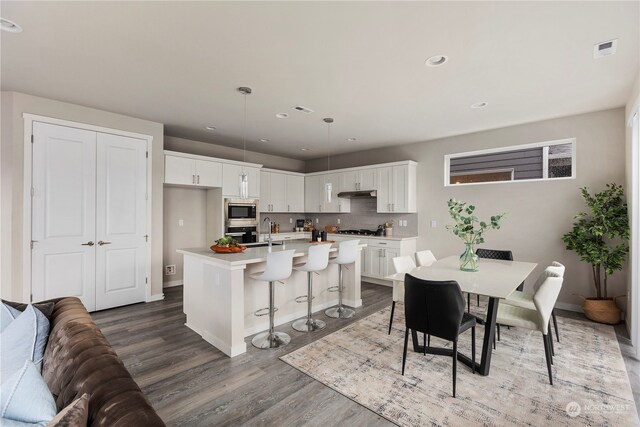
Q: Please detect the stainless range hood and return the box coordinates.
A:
[337,190,377,199]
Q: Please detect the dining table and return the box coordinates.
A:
[384,255,537,376]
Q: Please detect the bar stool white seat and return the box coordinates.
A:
[292,243,332,332]
[250,249,296,349]
[325,240,359,319]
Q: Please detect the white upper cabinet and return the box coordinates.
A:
[165,154,222,187]
[261,170,304,212]
[222,163,260,198]
[376,162,417,213]
[286,174,305,212]
[304,174,324,212]
[342,168,377,191]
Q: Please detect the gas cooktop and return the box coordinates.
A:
[336,229,379,236]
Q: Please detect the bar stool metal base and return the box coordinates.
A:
[325,306,355,319]
[292,318,326,332]
[251,331,291,349]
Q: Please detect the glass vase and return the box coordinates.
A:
[460,243,479,272]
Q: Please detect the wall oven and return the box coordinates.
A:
[225,199,259,243]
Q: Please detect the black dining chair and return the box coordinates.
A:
[401,275,476,398]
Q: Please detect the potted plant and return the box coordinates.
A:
[446,199,505,271]
[562,183,629,324]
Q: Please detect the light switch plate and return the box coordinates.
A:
[430,220,437,228]
[178,219,184,227]
[165,265,176,275]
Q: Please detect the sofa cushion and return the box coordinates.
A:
[0,360,57,426]
[1,304,22,332]
[1,305,50,378]
[2,300,55,320]
[47,393,89,427]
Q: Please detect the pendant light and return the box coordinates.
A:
[238,86,252,199]
[323,117,334,203]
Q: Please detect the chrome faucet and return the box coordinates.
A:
[263,217,273,250]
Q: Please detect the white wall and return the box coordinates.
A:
[0,91,165,301]
[307,108,627,312]
[625,70,640,341]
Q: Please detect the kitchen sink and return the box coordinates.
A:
[243,242,283,248]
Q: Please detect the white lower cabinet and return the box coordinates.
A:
[360,238,417,282]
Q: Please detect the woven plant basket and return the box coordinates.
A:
[582,298,621,325]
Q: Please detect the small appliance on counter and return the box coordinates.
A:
[376,225,385,236]
[296,219,305,232]
[303,219,314,232]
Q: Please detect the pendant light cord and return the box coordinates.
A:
[242,92,247,169]
[327,122,331,172]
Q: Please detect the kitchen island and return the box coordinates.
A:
[177,241,364,357]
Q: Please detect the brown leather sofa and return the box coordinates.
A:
[39,297,165,426]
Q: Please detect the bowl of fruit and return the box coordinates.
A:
[210,236,247,253]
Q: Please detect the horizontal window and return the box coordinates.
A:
[444,138,575,186]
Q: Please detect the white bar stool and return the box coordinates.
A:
[251,249,296,349]
[325,239,359,319]
[292,243,332,332]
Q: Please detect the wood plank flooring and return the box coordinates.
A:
[92,284,640,425]
[92,283,394,426]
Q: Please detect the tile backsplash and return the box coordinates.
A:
[260,198,418,236]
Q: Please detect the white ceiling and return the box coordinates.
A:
[1,1,638,160]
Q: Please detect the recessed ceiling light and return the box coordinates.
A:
[259,138,270,143]
[347,138,357,142]
[0,18,22,33]
[300,148,310,152]
[470,101,489,109]
[425,55,448,67]
[204,125,216,131]
[276,113,289,119]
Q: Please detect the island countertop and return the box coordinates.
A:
[177,241,365,268]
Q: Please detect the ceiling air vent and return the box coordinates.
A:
[593,39,618,59]
[293,106,314,114]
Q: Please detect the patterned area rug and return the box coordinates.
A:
[280,306,639,426]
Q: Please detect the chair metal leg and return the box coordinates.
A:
[552,310,560,342]
[293,272,326,332]
[543,333,553,385]
[548,322,555,358]
[252,281,291,349]
[497,323,501,342]
[402,328,409,375]
[476,294,480,307]
[325,265,355,319]
[467,293,471,313]
[388,301,396,335]
[427,334,431,348]
[423,333,427,355]
[471,326,476,374]
[452,340,458,398]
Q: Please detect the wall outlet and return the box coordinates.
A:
[178,219,184,227]
[316,218,319,224]
[430,220,437,228]
[289,218,293,224]
[165,265,176,275]
[337,218,341,224]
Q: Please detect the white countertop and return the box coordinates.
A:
[258,231,418,241]
[178,241,365,268]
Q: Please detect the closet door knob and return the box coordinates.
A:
[98,240,111,246]
[81,241,94,246]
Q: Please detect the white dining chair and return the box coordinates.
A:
[494,274,564,385]
[415,250,437,267]
[503,262,565,342]
[388,255,416,334]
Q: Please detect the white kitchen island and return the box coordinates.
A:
[177,241,364,357]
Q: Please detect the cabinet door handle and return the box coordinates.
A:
[81,241,94,246]
[192,174,196,184]
[197,175,200,184]
[288,204,290,212]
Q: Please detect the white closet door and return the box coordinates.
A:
[95,133,147,310]
[31,122,97,311]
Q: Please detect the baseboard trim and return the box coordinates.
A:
[147,293,165,302]
[163,280,183,288]
[362,277,392,287]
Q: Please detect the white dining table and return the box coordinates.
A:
[385,255,537,376]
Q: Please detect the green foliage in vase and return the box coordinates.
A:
[561,183,629,299]
[446,199,505,245]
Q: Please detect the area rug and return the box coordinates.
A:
[280,306,639,426]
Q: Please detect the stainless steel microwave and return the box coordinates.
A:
[225,198,259,225]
